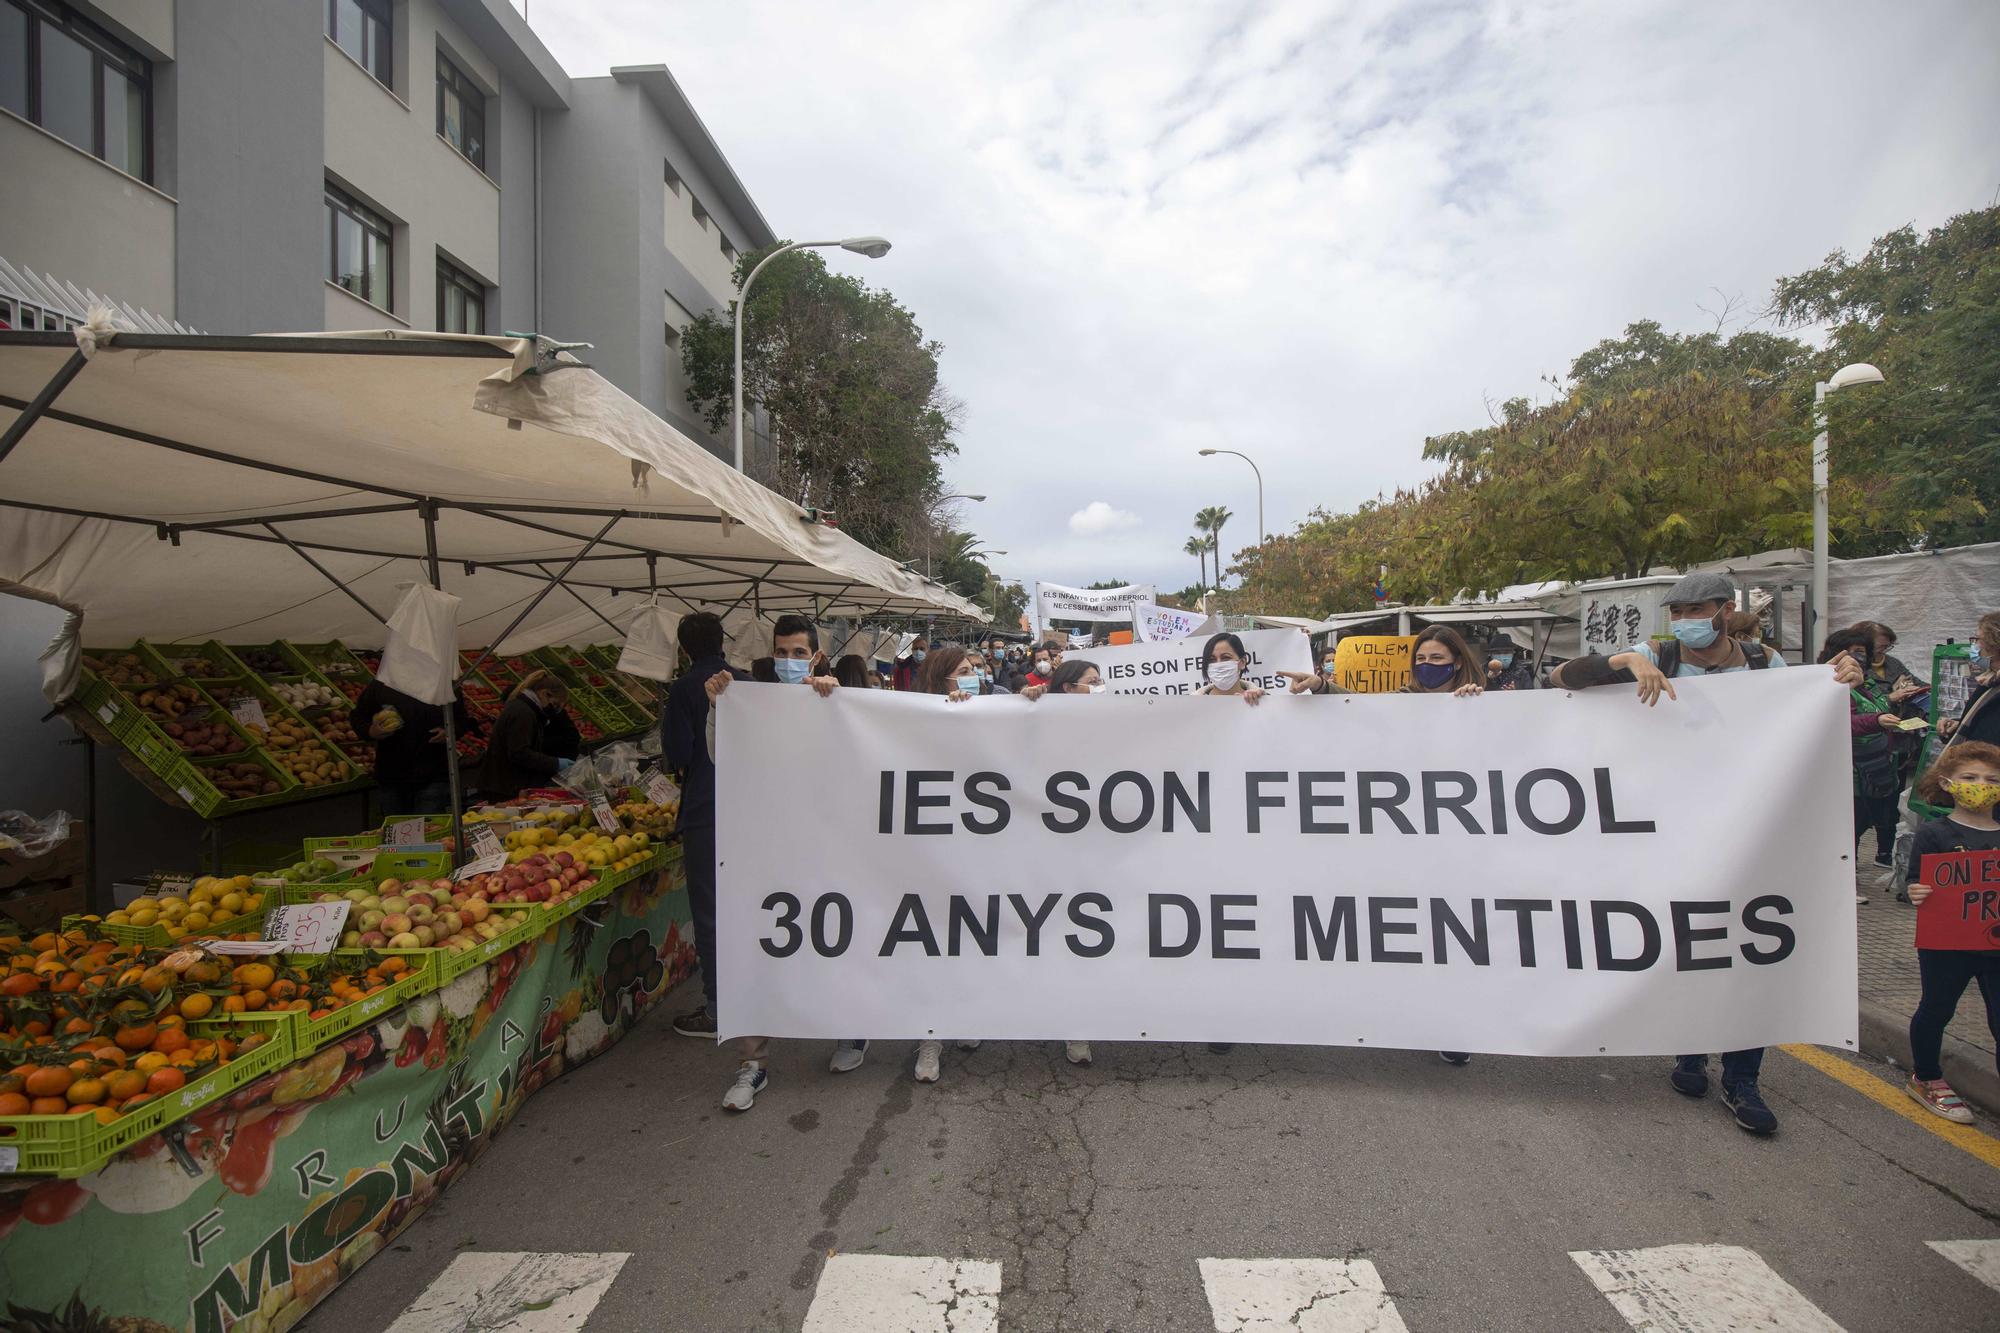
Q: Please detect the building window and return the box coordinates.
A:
[1,0,152,181]
[326,0,391,86]
[690,192,710,232]
[664,163,680,196]
[436,50,485,171]
[436,255,485,334]
[326,182,393,311]
[664,292,692,349]
[720,235,738,263]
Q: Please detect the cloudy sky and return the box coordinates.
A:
[531,1,1998,599]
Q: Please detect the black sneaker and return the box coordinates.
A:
[671,1005,717,1038]
[1722,1080,1778,1135]
[1439,1051,1472,1066]
[1669,1056,1710,1098]
[1873,852,1893,868]
[1207,1042,1235,1053]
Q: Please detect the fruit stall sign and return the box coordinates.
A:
[258,900,352,953]
[592,795,620,834]
[1915,850,2000,950]
[456,839,509,881]
[645,769,679,806]
[227,695,269,730]
[388,817,427,847]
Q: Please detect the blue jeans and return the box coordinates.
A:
[682,822,718,1011]
[1680,1048,1765,1086]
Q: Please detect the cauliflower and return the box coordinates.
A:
[441,965,488,1019]
[406,993,442,1029]
[564,1009,610,1062]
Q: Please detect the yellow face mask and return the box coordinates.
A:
[1944,780,2000,813]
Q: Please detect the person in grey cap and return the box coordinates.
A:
[1483,632,1537,691]
[1548,569,1861,1137]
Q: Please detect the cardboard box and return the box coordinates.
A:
[0,878,87,931]
[0,819,85,891]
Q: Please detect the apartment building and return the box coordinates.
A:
[0,0,775,460]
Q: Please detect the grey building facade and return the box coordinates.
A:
[0,0,775,458]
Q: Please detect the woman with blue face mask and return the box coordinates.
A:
[1403,627,1486,700]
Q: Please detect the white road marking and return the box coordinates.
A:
[1199,1258,1411,1332]
[385,1251,630,1333]
[802,1254,1002,1333]
[1927,1239,2000,1293]
[1571,1244,1845,1331]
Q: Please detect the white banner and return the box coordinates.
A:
[1078,627,1312,696]
[1034,581,1156,631]
[716,670,1856,1054]
[1131,602,1208,643]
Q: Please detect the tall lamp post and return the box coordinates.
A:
[1810,363,1885,656]
[1198,447,1265,547]
[735,236,892,472]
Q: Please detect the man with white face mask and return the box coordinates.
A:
[704,614,844,1110]
[1548,570,1860,1136]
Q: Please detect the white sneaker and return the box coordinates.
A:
[914,1040,942,1083]
[1855,891,1870,905]
[722,1062,767,1111]
[1065,1040,1092,1066]
[954,1038,982,1051]
[829,1040,868,1073]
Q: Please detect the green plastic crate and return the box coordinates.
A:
[435,909,540,982]
[291,950,437,1051]
[65,904,271,949]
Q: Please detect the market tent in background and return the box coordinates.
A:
[0,328,985,699]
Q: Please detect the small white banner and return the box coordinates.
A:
[715,671,1858,1054]
[1034,581,1156,632]
[1081,627,1312,696]
[1130,602,1209,643]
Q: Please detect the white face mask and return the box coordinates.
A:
[1206,659,1241,692]
[1086,683,1106,694]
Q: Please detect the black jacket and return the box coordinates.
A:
[664,656,743,831]
[476,693,563,800]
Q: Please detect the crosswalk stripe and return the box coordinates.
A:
[384,1251,630,1333]
[1571,1244,1845,1331]
[802,1254,1002,1333]
[1198,1258,1411,1332]
[1927,1239,2000,1293]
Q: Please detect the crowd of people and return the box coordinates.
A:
[626,577,2000,1135]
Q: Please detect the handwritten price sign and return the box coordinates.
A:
[264,901,352,953]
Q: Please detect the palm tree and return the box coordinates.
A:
[1184,535,1209,594]
[1196,506,1233,588]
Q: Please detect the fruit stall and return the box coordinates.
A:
[0,794,690,1330]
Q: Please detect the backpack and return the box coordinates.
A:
[1651,638,1769,677]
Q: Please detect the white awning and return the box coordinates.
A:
[0,330,985,675]
[1408,605,1570,627]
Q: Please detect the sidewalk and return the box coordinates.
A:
[1853,835,1998,1112]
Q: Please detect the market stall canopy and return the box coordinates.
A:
[1405,603,1571,629]
[0,329,986,685]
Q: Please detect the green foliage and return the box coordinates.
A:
[680,244,959,557]
[1230,205,2000,617]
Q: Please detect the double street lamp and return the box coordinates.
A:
[1809,363,1886,655]
[734,236,892,473]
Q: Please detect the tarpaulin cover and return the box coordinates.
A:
[0,330,984,702]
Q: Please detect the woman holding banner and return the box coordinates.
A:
[1198,632,1269,704]
[1021,657,1104,1065]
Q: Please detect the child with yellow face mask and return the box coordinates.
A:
[1901,741,2000,1123]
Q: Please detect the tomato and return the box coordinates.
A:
[218,1111,285,1196]
[21,1178,90,1226]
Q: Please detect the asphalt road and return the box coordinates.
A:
[306,981,2000,1332]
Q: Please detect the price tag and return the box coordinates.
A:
[591,795,620,833]
[260,900,351,953]
[455,845,508,881]
[0,1145,18,1173]
[644,769,679,806]
[470,824,503,860]
[388,817,427,847]
[228,696,269,731]
[204,938,288,956]
[157,876,193,897]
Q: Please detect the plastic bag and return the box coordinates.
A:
[0,809,72,862]
[377,583,462,705]
[617,599,682,682]
[555,739,659,796]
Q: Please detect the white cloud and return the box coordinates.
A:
[530,1,2000,596]
[1068,501,1141,537]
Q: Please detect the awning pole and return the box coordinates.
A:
[459,512,621,685]
[0,348,88,465]
[260,522,391,623]
[421,500,466,865]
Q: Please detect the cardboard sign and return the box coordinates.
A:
[1333,635,1416,693]
[266,901,351,953]
[1915,850,2000,950]
[227,696,269,731]
[644,769,680,806]
[591,795,620,834]
[387,817,427,847]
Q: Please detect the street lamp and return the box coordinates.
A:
[1198,448,1265,545]
[939,493,987,503]
[734,236,892,472]
[1810,362,1885,655]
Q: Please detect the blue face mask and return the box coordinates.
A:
[773,658,811,685]
[913,649,927,662]
[1413,661,1457,690]
[1669,616,1720,650]
[1494,654,1514,669]
[955,674,980,693]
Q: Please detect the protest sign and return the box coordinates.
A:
[1131,602,1208,643]
[1034,582,1156,632]
[1333,635,1415,693]
[714,669,1857,1054]
[1915,850,2000,949]
[1081,628,1312,697]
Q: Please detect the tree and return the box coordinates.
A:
[1770,206,2000,553]
[976,574,1028,628]
[679,244,961,558]
[1195,506,1233,588]
[1184,535,1209,595]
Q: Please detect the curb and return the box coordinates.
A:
[1856,995,2000,1116]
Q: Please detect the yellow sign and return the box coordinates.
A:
[1333,635,1415,693]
